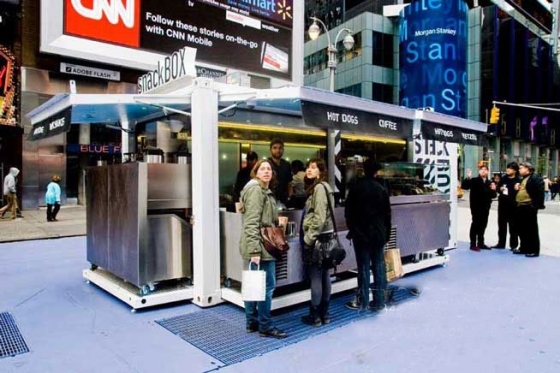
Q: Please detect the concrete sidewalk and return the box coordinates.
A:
[0,206,86,243]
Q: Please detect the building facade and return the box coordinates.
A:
[303,0,560,177]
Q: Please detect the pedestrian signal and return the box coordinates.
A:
[490,106,500,124]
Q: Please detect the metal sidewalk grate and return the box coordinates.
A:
[0,312,30,359]
[156,285,419,368]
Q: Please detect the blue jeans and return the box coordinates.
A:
[354,238,387,309]
[245,260,276,332]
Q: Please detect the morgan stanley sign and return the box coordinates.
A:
[399,0,468,118]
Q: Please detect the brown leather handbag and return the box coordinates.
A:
[261,226,290,259]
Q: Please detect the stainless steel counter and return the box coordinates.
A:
[86,163,193,292]
[221,194,450,286]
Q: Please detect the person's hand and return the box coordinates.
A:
[514,183,520,191]
[466,169,472,178]
[250,256,261,266]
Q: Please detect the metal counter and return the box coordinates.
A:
[86,163,193,292]
[222,195,450,286]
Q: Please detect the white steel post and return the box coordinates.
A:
[190,78,222,307]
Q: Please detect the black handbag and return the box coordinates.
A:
[313,183,346,269]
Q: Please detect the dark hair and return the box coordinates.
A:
[363,159,382,177]
[506,162,519,172]
[479,164,489,171]
[269,138,284,148]
[291,159,305,173]
[246,151,258,161]
[305,158,328,195]
[250,159,277,189]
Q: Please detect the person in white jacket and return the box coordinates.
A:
[45,175,62,222]
[0,167,20,220]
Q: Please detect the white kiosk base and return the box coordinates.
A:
[83,269,195,312]
[221,254,450,310]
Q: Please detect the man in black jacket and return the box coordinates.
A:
[492,162,521,250]
[345,159,392,311]
[513,162,545,257]
[461,165,497,251]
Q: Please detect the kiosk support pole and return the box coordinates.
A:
[191,78,222,307]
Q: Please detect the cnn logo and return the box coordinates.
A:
[65,0,140,47]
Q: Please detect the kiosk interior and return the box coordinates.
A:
[26,81,488,311]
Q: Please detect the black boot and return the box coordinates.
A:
[301,305,322,327]
[319,300,331,324]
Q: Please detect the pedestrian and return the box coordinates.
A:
[239,159,287,339]
[513,162,545,257]
[268,139,292,205]
[46,175,62,222]
[288,159,307,209]
[550,177,558,201]
[491,162,521,250]
[301,158,334,326]
[345,159,392,311]
[233,151,258,202]
[543,176,551,202]
[0,167,20,220]
[461,165,497,251]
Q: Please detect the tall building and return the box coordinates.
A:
[304,0,560,177]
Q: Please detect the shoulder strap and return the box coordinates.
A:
[320,182,338,235]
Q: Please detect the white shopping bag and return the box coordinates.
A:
[241,264,266,302]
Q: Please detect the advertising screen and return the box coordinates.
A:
[63,0,293,80]
[399,0,468,118]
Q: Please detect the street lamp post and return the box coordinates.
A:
[308,17,354,92]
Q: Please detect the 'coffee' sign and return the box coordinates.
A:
[137,47,196,93]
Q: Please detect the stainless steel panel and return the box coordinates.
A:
[86,167,109,269]
[222,209,357,286]
[144,214,192,284]
[106,163,146,286]
[147,163,192,208]
[392,202,450,256]
[390,194,450,205]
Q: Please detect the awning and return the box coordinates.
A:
[26,93,197,141]
[27,108,72,141]
[420,120,489,146]
[417,110,489,146]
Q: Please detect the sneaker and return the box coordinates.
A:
[491,244,505,249]
[479,245,491,250]
[345,297,361,310]
[246,322,258,333]
[470,245,480,252]
[259,327,287,339]
[525,253,539,258]
[368,302,386,312]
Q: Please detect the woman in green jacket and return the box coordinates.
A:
[301,158,334,326]
[239,159,287,339]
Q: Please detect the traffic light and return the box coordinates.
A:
[489,106,500,124]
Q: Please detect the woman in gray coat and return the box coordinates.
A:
[301,158,334,326]
[239,159,287,339]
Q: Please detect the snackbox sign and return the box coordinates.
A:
[63,0,293,79]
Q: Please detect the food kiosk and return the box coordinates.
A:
[26,79,488,310]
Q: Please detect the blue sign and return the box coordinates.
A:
[399,0,468,118]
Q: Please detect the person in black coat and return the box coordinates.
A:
[345,159,392,311]
[492,162,521,250]
[461,165,497,251]
[513,162,545,257]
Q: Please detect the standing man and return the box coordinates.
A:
[0,167,20,220]
[492,162,521,250]
[233,151,259,202]
[513,162,544,257]
[268,139,292,205]
[345,159,392,311]
[461,165,497,251]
